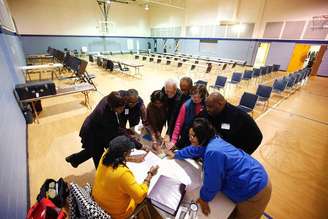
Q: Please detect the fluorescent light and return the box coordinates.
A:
[145,4,149,10]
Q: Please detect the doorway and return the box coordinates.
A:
[287,44,310,72]
[254,43,271,68]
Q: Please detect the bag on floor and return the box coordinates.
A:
[37,178,69,208]
[27,198,66,219]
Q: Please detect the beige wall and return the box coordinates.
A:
[148,0,328,38]
[7,0,328,38]
[8,0,150,36]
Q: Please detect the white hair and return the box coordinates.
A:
[164,78,178,88]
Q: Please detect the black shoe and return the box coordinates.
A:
[65,154,79,168]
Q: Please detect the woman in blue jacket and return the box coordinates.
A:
[165,118,271,219]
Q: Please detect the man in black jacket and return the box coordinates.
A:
[198,92,263,154]
[65,92,143,168]
[161,79,182,139]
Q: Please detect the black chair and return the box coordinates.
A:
[237,92,258,117]
[96,57,102,67]
[118,62,129,72]
[166,60,171,65]
[210,76,227,93]
[190,64,196,71]
[177,62,183,68]
[195,60,199,64]
[135,55,139,59]
[106,60,115,72]
[157,59,161,64]
[88,55,94,63]
[149,57,154,62]
[102,59,108,69]
[205,63,212,73]
[221,63,227,71]
[256,85,272,110]
[231,62,237,69]
[142,56,147,61]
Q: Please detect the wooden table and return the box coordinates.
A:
[19,82,96,123]
[19,63,63,81]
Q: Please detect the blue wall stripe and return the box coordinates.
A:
[18,33,328,44]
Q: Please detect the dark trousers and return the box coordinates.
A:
[69,144,104,169]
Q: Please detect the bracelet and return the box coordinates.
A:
[147,171,153,176]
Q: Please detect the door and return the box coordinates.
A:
[287,44,310,72]
[254,43,271,68]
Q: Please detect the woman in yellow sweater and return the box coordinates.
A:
[92,135,159,219]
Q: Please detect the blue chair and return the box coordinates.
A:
[237,92,258,117]
[252,68,261,82]
[260,66,267,78]
[272,78,288,95]
[229,72,243,85]
[195,80,208,87]
[272,64,280,72]
[210,76,227,93]
[242,70,253,86]
[256,85,273,110]
[285,75,297,91]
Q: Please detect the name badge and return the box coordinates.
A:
[221,123,230,130]
[125,108,129,115]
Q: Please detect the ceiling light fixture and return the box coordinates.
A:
[145,4,149,10]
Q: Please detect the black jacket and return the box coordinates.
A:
[161,87,182,137]
[197,102,263,154]
[79,96,143,151]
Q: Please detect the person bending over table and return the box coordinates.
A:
[197,92,263,154]
[93,135,159,219]
[146,90,167,148]
[169,84,208,149]
[119,89,147,132]
[65,91,144,169]
[165,118,271,219]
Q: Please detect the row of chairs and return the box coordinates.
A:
[202,64,280,95]
[236,68,311,116]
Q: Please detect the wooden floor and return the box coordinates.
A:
[28,54,328,219]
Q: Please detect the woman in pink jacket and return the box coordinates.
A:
[169,84,208,149]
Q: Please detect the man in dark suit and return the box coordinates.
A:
[66,91,142,168]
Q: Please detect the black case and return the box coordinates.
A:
[15,80,56,100]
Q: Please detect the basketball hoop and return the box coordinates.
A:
[97,20,114,34]
[312,15,328,30]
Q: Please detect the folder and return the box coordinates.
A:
[148,175,186,216]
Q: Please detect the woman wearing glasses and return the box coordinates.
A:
[165,118,271,219]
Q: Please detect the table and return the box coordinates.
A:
[19,82,96,123]
[19,63,63,81]
[127,150,235,219]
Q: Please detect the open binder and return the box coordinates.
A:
[148,175,186,216]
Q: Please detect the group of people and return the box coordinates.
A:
[65,77,271,219]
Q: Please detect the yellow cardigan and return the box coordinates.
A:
[92,156,148,219]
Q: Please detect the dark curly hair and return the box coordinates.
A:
[190,118,216,146]
[107,91,125,109]
[150,90,165,103]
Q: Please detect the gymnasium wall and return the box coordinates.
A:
[148,0,328,40]
[0,1,28,218]
[20,36,150,55]
[7,0,150,36]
